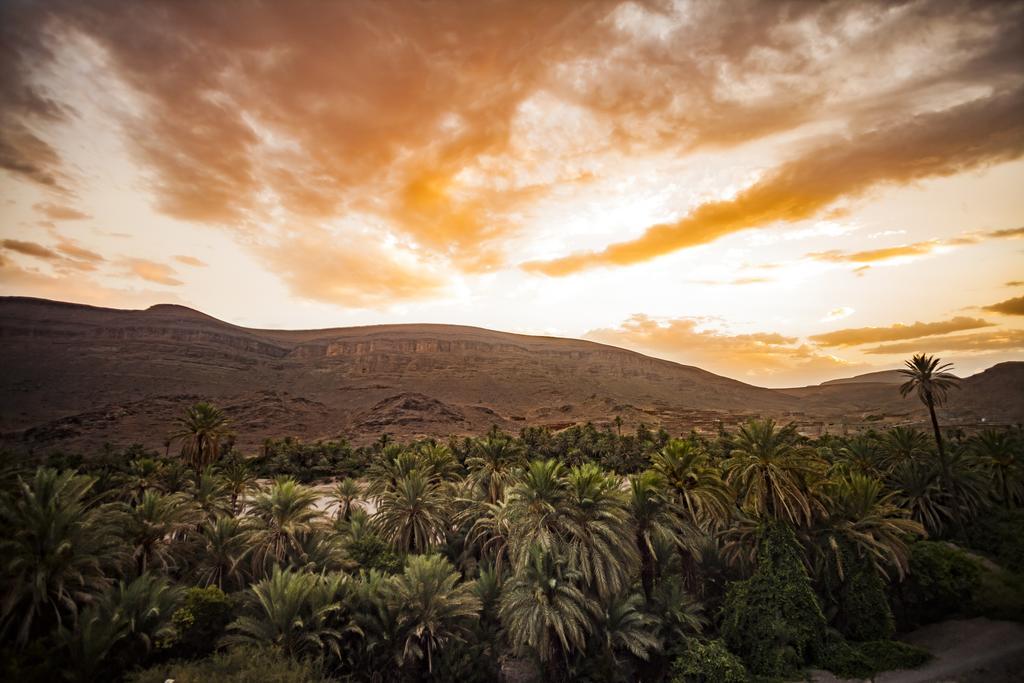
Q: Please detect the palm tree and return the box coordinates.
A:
[724,420,823,525]
[883,426,931,464]
[970,429,1023,508]
[249,477,323,572]
[0,468,122,646]
[193,516,253,591]
[887,459,949,537]
[563,463,638,600]
[465,436,525,505]
[504,459,570,570]
[499,546,599,682]
[836,434,887,477]
[651,440,732,527]
[226,567,355,660]
[192,467,231,522]
[119,490,196,576]
[389,554,481,674]
[594,592,660,670]
[899,354,959,465]
[221,460,257,516]
[169,402,230,473]
[331,478,363,522]
[813,474,924,579]
[628,471,680,600]
[373,471,450,554]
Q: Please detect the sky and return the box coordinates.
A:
[1,0,1022,387]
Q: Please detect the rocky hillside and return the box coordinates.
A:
[1,297,1020,454]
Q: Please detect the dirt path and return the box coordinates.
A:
[811,618,1024,683]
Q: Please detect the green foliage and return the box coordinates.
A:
[128,647,327,683]
[720,523,826,678]
[347,530,404,574]
[834,552,895,641]
[169,586,235,659]
[967,508,1024,573]
[670,638,747,683]
[894,541,980,628]
[818,634,930,679]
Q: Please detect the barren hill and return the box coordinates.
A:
[1,297,1020,454]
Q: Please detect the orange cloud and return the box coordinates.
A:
[586,314,857,386]
[525,85,1024,275]
[807,226,1021,266]
[174,255,207,267]
[33,202,90,220]
[863,329,1024,355]
[2,238,59,260]
[126,259,183,286]
[983,296,1024,316]
[811,317,993,347]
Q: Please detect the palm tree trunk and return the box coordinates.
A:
[928,396,963,535]
[638,530,654,601]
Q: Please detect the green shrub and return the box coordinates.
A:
[818,635,930,679]
[894,541,980,627]
[169,586,235,658]
[670,638,747,683]
[835,553,895,641]
[720,523,826,678]
[347,532,403,574]
[128,647,327,683]
[967,508,1024,573]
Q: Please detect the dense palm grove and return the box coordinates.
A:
[2,355,1023,682]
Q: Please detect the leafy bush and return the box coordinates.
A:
[347,531,403,573]
[670,638,747,683]
[967,508,1024,573]
[720,523,826,678]
[128,647,327,683]
[834,553,895,641]
[817,634,929,679]
[169,586,236,658]
[893,541,980,627]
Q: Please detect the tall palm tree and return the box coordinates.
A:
[499,546,599,683]
[249,477,323,572]
[970,429,1023,508]
[192,516,253,591]
[119,490,196,576]
[899,354,959,464]
[389,554,481,674]
[651,440,732,527]
[226,567,354,660]
[628,471,680,600]
[331,478,363,523]
[504,459,570,570]
[563,463,638,600]
[373,471,450,554]
[221,460,257,516]
[724,420,823,525]
[0,468,122,646]
[465,436,525,505]
[169,402,230,473]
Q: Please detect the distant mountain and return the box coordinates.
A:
[821,370,905,385]
[1,297,1021,454]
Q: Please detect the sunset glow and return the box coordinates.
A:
[2,0,1022,386]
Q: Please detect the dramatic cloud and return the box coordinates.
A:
[810,317,993,347]
[527,84,1024,275]
[983,296,1024,316]
[125,259,183,286]
[586,314,857,386]
[808,226,1024,266]
[174,255,207,267]
[864,329,1024,355]
[2,239,59,260]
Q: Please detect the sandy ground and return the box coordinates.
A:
[810,618,1024,683]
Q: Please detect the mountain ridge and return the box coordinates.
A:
[1,297,1020,453]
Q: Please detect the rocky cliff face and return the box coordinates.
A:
[1,297,1020,454]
